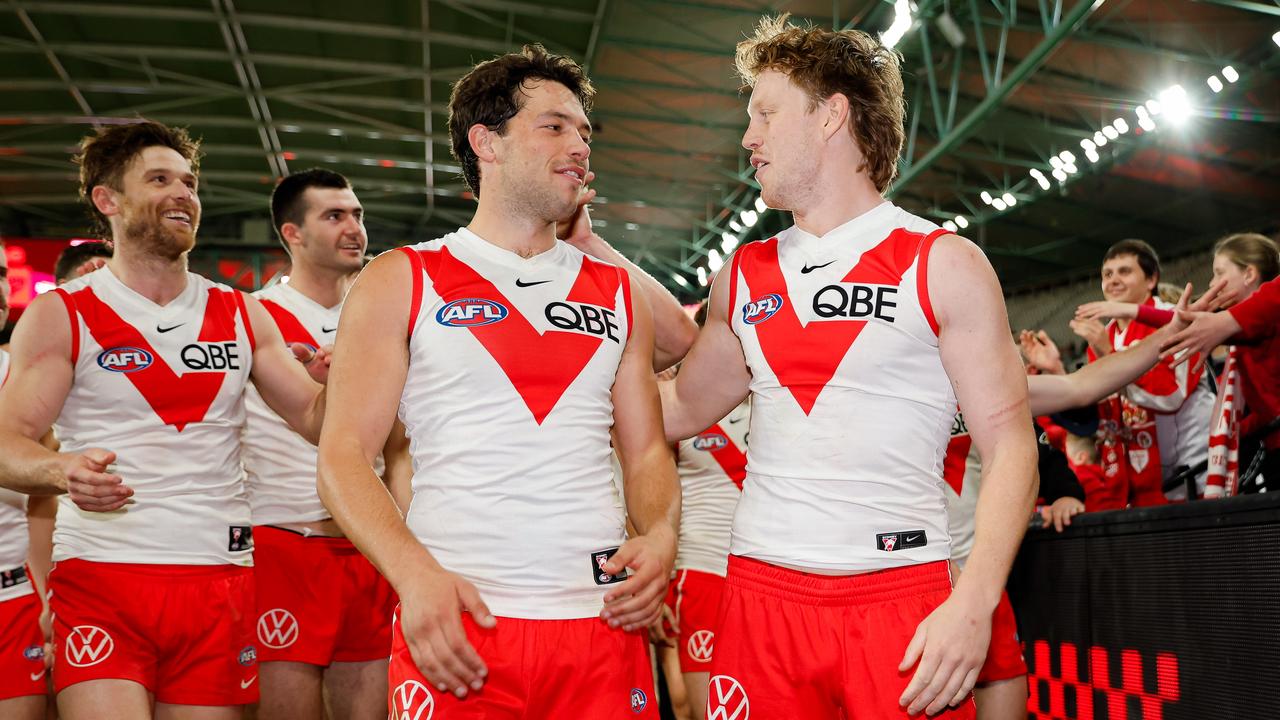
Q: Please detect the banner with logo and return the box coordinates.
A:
[1007,493,1280,719]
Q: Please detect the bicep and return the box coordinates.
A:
[669,268,751,428]
[0,294,75,440]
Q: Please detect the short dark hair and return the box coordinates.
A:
[448,44,595,198]
[75,121,202,240]
[1103,239,1161,284]
[270,168,351,251]
[54,241,113,283]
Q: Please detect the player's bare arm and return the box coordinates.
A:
[659,266,752,442]
[243,294,328,444]
[899,234,1038,716]
[381,418,414,514]
[317,251,493,700]
[599,291,680,633]
[0,292,131,509]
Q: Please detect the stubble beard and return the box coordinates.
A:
[122,207,196,262]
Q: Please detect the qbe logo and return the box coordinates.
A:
[65,625,114,667]
[391,680,435,720]
[256,608,299,649]
[742,294,783,325]
[97,347,153,373]
[693,433,729,452]
[436,298,508,327]
[707,675,749,720]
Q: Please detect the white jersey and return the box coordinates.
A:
[242,282,338,525]
[727,202,957,572]
[0,348,34,602]
[51,267,256,566]
[942,413,981,567]
[397,229,633,619]
[676,401,749,576]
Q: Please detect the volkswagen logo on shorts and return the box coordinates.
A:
[256,608,299,649]
[687,629,715,663]
[64,625,114,667]
[707,675,750,720]
[96,347,153,373]
[391,680,435,720]
[742,294,783,325]
[692,432,729,452]
[630,687,648,713]
[436,298,508,327]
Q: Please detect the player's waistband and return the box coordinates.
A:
[254,524,360,554]
[52,557,250,580]
[725,555,952,606]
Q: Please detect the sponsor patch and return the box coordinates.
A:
[436,298,508,327]
[692,432,729,451]
[742,294,783,325]
[877,530,927,552]
[238,645,257,666]
[23,644,43,661]
[97,346,153,373]
[591,547,628,586]
[630,687,648,713]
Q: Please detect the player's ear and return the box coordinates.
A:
[469,124,497,163]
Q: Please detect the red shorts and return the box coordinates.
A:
[252,526,396,666]
[709,556,976,720]
[977,591,1027,684]
[663,568,725,673]
[49,559,257,706]
[389,608,657,718]
[0,591,46,700]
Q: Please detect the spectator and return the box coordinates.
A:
[53,241,112,285]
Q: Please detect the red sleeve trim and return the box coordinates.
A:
[1135,304,1174,328]
[621,269,635,342]
[234,291,257,352]
[52,289,80,363]
[726,246,744,325]
[917,228,948,336]
[398,247,425,341]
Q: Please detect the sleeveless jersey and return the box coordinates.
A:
[727,202,957,572]
[397,229,633,619]
[51,267,257,566]
[0,348,34,602]
[675,401,749,576]
[942,412,980,566]
[241,282,340,524]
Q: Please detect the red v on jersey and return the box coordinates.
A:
[942,432,972,495]
[703,423,747,490]
[417,246,622,425]
[260,299,319,348]
[739,228,934,415]
[69,287,245,432]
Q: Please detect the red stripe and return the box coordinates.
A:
[53,288,80,363]
[259,299,319,348]
[399,247,425,340]
[916,227,948,336]
[701,422,747,490]
[726,246,744,325]
[234,291,256,352]
[942,431,972,495]
[620,269,634,342]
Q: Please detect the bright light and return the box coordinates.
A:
[754,196,767,213]
[1081,138,1095,151]
[281,275,290,284]
[1113,118,1128,134]
[1102,125,1119,140]
[955,215,969,229]
[1145,99,1163,116]
[1138,116,1156,132]
[1158,85,1192,125]
[1207,76,1224,93]
[672,274,689,287]
[991,198,1007,211]
[1035,176,1051,190]
[1049,156,1063,170]
[1029,168,1045,179]
[708,249,724,272]
[943,221,958,232]
[697,267,708,286]
[1222,65,1239,83]
[1059,150,1075,164]
[728,219,742,232]
[1001,193,1016,207]
[980,190,993,204]
[721,232,739,253]
[1273,31,1280,49]
[1052,168,1067,182]
[1136,105,1150,120]
[1085,148,1100,163]
[741,209,759,227]
[880,0,913,49]
[1064,162,1078,175]
[1094,131,1107,147]
[34,280,56,295]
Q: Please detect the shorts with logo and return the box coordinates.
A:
[389,608,657,719]
[0,591,46,700]
[709,555,976,720]
[977,591,1026,684]
[663,568,725,673]
[252,525,396,666]
[49,559,256,705]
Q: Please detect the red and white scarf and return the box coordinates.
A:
[1205,347,1242,498]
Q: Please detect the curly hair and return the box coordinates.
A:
[735,15,905,193]
[75,121,202,239]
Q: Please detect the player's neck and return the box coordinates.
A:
[105,245,188,306]
[282,263,355,309]
[790,174,885,238]
[467,195,558,259]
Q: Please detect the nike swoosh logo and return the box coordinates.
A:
[156,323,185,333]
[800,260,836,274]
[241,676,257,689]
[321,326,337,333]
[515,278,551,287]
[905,535,921,543]
[728,417,744,424]
[30,670,45,681]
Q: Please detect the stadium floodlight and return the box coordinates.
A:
[1138,115,1156,132]
[980,190,993,204]
[1085,148,1100,163]
[1222,65,1239,83]
[708,249,724,272]
[955,215,969,229]
[672,274,689,287]
[1113,118,1129,134]
[1094,131,1108,146]
[1081,138,1096,152]
[1273,31,1280,49]
[1145,98,1163,116]
[754,196,767,213]
[1102,125,1119,140]
[1052,168,1068,182]
[728,219,742,232]
[880,0,913,49]
[1059,150,1075,164]
[721,232,739,253]
[1207,76,1224,93]
[697,266,708,286]
[741,209,759,227]
[1050,156,1064,170]
[1158,85,1191,125]
[1064,162,1078,174]
[943,221,958,233]
[1001,193,1017,207]
[991,198,1007,211]
[1035,175,1051,190]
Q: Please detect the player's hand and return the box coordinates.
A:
[1075,300,1136,322]
[898,590,991,716]
[63,449,132,512]
[1018,329,1065,375]
[1159,310,1238,372]
[1040,496,1085,532]
[1069,317,1110,357]
[398,568,496,698]
[1195,276,1237,312]
[649,603,678,647]
[292,343,333,385]
[555,169,598,249]
[600,527,676,632]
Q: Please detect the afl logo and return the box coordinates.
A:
[742,294,783,325]
[436,298,508,327]
[630,687,648,713]
[693,432,729,451]
[97,346,153,373]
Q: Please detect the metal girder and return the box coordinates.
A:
[600,35,723,58]
[583,0,610,74]
[419,0,436,224]
[447,0,597,22]
[593,75,739,97]
[1192,0,1280,16]
[981,18,1237,67]
[212,0,287,178]
[9,2,94,117]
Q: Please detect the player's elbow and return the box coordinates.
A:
[655,314,698,371]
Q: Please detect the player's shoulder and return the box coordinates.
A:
[188,270,243,298]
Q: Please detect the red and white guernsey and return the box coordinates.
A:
[676,401,749,577]
[0,347,34,603]
[942,413,980,567]
[727,202,956,572]
[51,267,257,566]
[241,282,339,524]
[397,229,633,619]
